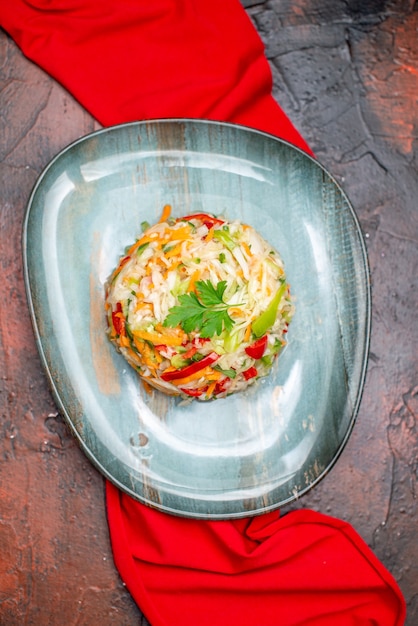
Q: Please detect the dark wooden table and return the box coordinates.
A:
[1,2,417,624]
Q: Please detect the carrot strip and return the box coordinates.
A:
[119,335,131,348]
[133,336,145,353]
[166,225,191,241]
[170,366,221,386]
[242,241,252,257]
[158,204,172,223]
[142,342,159,369]
[126,234,159,256]
[133,329,184,347]
[205,380,217,398]
[187,269,201,293]
[164,259,182,275]
[205,227,214,242]
[164,242,183,259]
[134,301,153,313]
[154,323,186,341]
[244,324,252,342]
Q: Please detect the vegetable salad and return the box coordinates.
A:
[105,206,294,400]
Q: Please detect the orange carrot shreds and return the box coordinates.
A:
[142,341,163,365]
[205,227,215,242]
[134,341,158,372]
[244,324,252,343]
[126,233,159,256]
[134,301,154,314]
[241,241,253,258]
[205,380,217,398]
[154,323,186,339]
[228,306,245,317]
[164,258,183,275]
[170,366,221,387]
[164,242,184,259]
[158,204,172,223]
[153,348,163,364]
[187,269,201,293]
[132,339,155,372]
[132,336,145,352]
[135,340,164,365]
[166,225,191,242]
[133,329,185,347]
[119,335,131,348]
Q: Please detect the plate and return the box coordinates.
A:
[23,119,370,519]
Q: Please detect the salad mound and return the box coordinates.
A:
[105,206,294,401]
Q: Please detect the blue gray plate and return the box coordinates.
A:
[23,119,370,519]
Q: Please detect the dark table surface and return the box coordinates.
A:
[1,2,417,624]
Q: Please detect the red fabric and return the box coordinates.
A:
[0,0,310,146]
[107,484,405,626]
[0,1,406,625]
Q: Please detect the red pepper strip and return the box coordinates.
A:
[242,366,258,381]
[161,351,220,382]
[214,378,231,395]
[182,346,198,360]
[180,386,208,397]
[178,213,225,230]
[245,335,268,359]
[112,302,125,336]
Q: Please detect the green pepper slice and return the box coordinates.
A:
[251,281,287,338]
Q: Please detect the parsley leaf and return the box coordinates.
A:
[196,280,227,307]
[163,279,235,338]
[163,293,205,334]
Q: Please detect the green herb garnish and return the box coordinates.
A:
[213,228,236,251]
[163,279,235,338]
[213,365,237,379]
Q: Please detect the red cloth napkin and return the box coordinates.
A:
[1,1,406,625]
